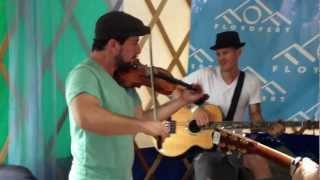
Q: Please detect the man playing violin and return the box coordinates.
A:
[65,11,204,180]
[180,31,291,180]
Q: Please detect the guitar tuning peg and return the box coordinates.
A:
[240,149,247,154]
[230,135,237,141]
[226,150,232,155]
[227,145,236,151]
[221,132,227,137]
[218,145,227,153]
[219,143,226,148]
[243,140,249,146]
[240,141,246,146]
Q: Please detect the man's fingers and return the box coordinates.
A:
[200,113,210,126]
[161,129,169,139]
[161,124,170,136]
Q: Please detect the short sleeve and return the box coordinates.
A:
[182,69,203,84]
[65,67,101,105]
[249,75,262,104]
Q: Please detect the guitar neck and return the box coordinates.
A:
[216,127,294,167]
[251,140,294,167]
[207,121,253,130]
[206,121,319,130]
[207,121,249,128]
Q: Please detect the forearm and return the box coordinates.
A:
[74,106,144,136]
[143,97,187,121]
[249,103,264,123]
[251,113,264,123]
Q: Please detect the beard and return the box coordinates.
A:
[114,46,132,69]
[115,54,128,69]
[114,48,137,70]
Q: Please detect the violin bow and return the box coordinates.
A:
[148,33,159,119]
[148,33,162,148]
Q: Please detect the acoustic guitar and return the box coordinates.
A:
[152,104,319,162]
[152,104,223,157]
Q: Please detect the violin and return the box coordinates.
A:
[114,60,209,149]
[114,60,209,103]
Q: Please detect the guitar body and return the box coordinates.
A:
[153,104,224,157]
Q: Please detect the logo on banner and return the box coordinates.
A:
[272,33,320,74]
[192,0,209,13]
[214,0,291,33]
[243,67,287,102]
[189,44,215,71]
[288,103,320,121]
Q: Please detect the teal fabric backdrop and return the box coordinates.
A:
[2,0,122,179]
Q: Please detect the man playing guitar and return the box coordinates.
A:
[180,31,280,180]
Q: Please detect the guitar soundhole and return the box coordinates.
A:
[188,120,201,133]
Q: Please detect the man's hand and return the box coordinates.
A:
[179,86,205,104]
[139,120,170,140]
[193,107,211,126]
[292,158,319,180]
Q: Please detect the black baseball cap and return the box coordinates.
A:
[94,11,150,40]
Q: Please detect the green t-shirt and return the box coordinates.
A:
[65,59,140,180]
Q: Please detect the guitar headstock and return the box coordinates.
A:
[286,120,319,135]
[212,127,296,168]
[212,127,258,155]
